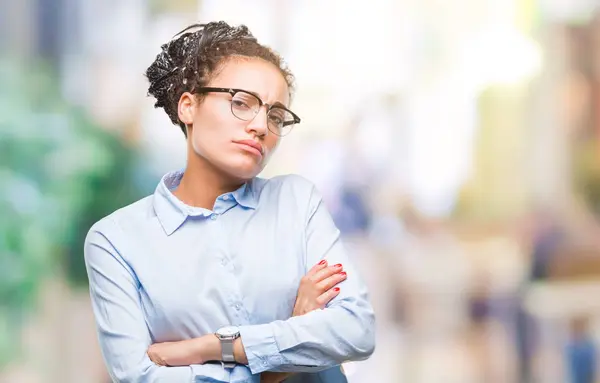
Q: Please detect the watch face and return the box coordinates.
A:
[217,326,240,337]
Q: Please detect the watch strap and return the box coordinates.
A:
[221,337,236,368]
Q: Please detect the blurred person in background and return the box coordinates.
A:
[516,208,599,383]
[83,21,374,383]
[566,317,596,383]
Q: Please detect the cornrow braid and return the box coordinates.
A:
[145,21,294,137]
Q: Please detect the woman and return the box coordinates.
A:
[84,21,375,383]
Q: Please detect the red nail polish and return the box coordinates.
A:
[333,287,340,292]
[319,260,327,265]
[334,263,342,268]
[340,272,347,277]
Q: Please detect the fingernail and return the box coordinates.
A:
[340,272,347,277]
[318,260,327,265]
[334,287,340,292]
[334,263,342,268]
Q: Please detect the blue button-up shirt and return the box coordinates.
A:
[84,170,375,383]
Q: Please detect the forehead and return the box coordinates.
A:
[209,57,290,106]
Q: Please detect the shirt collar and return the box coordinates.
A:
[232,179,258,209]
[153,170,258,235]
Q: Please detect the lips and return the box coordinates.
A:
[233,139,264,156]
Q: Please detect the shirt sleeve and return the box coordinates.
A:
[84,220,233,383]
[238,183,376,374]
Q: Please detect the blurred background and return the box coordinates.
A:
[3,0,600,382]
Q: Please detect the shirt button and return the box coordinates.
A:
[210,214,218,220]
[221,258,228,266]
[222,195,229,201]
[235,303,242,310]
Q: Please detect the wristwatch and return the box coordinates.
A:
[215,326,240,369]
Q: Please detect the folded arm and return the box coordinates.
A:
[84,220,235,383]
[237,185,376,374]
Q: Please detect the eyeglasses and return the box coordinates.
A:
[195,87,301,136]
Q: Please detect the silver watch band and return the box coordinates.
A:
[221,338,236,368]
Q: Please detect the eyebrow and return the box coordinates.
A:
[245,89,288,109]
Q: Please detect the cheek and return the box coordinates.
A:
[191,117,227,149]
[264,135,280,153]
[190,124,220,157]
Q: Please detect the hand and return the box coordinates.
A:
[260,371,294,383]
[147,335,219,366]
[292,259,347,317]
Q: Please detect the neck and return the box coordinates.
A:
[174,155,244,210]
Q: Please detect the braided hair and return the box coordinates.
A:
[145,21,295,136]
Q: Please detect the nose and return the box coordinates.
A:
[246,106,269,137]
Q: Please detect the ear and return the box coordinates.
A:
[178,92,196,126]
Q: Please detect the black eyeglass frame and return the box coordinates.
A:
[195,87,301,135]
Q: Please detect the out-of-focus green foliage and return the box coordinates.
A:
[0,59,145,366]
[574,139,600,216]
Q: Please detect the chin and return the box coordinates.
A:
[223,162,263,181]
